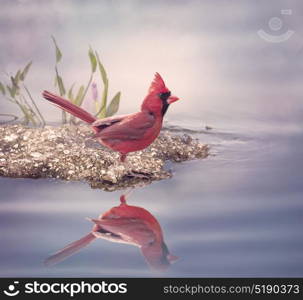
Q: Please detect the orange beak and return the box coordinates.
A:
[167,95,179,104]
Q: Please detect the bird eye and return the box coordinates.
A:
[159,92,171,101]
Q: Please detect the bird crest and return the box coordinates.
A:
[148,73,169,94]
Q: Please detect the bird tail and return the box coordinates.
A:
[44,233,96,266]
[42,91,97,124]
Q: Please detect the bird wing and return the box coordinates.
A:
[94,111,155,141]
[91,218,156,246]
[92,114,130,130]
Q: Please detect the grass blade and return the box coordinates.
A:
[10,76,18,89]
[57,76,65,96]
[51,36,62,63]
[55,67,66,96]
[6,85,16,98]
[88,47,97,73]
[95,51,108,85]
[0,82,5,95]
[24,84,46,126]
[74,85,85,106]
[15,70,21,84]
[67,83,75,102]
[95,52,108,118]
[106,92,121,117]
[20,61,32,81]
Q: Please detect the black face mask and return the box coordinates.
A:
[159,92,171,116]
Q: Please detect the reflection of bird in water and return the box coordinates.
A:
[45,193,178,271]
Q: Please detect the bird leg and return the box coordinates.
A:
[119,188,133,205]
[120,153,127,163]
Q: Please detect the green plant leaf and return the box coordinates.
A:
[51,36,62,63]
[15,70,21,84]
[56,75,66,96]
[95,52,109,119]
[0,82,6,95]
[6,85,15,98]
[10,76,18,88]
[10,77,19,96]
[98,84,108,119]
[23,84,46,126]
[20,61,32,81]
[106,92,121,117]
[74,85,85,105]
[67,83,75,102]
[95,51,108,86]
[88,47,97,73]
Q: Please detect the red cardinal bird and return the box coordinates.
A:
[45,194,178,271]
[42,73,179,162]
